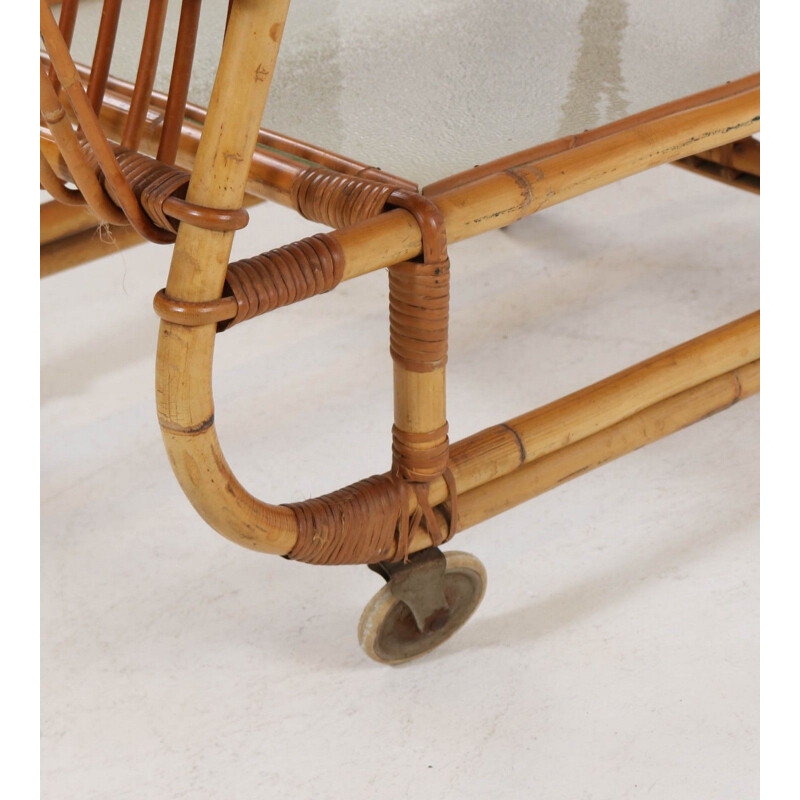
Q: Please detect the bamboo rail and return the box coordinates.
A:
[330,83,760,284]
[420,312,759,512]
[453,360,759,534]
[40,194,265,275]
[423,75,760,196]
[41,224,144,277]
[40,200,98,244]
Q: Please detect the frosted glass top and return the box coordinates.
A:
[66,0,759,186]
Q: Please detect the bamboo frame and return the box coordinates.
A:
[157,304,759,557]
[41,223,144,277]
[40,193,265,275]
[40,200,98,244]
[40,2,759,582]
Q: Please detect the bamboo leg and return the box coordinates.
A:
[156,0,297,553]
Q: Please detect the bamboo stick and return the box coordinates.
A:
[121,0,168,151]
[86,0,123,114]
[450,360,759,536]
[47,0,78,96]
[157,0,203,164]
[672,156,760,194]
[695,136,760,176]
[40,224,145,277]
[416,311,760,511]
[39,62,127,225]
[40,200,98,244]
[394,366,447,435]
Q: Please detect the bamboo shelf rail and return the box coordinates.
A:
[40,0,760,662]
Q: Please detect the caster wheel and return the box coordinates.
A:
[358,551,486,665]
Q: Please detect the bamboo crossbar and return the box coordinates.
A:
[40,200,98,245]
[423,74,760,196]
[331,83,760,284]
[40,194,265,276]
[40,223,145,277]
[452,360,759,536]
[419,311,759,512]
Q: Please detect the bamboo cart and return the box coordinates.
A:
[40,0,760,664]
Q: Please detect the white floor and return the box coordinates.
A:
[41,165,759,799]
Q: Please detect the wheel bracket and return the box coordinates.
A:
[368,548,451,633]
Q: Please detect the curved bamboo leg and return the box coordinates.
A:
[156,0,298,554]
